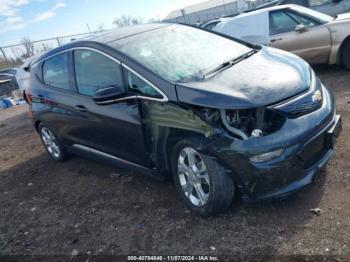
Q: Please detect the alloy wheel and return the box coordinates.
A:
[41,127,61,159]
[178,147,210,207]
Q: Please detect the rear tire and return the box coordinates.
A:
[171,138,235,217]
[39,124,68,161]
[342,41,350,70]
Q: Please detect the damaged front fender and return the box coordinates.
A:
[140,101,217,175]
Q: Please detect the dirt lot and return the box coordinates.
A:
[0,65,349,260]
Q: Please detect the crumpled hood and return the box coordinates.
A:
[176,47,311,109]
[335,13,350,21]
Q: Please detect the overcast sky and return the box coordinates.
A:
[0,0,205,46]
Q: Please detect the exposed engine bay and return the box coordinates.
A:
[196,107,286,140]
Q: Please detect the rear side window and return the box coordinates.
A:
[43,53,70,90]
[74,50,124,96]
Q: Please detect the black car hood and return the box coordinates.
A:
[176,47,311,109]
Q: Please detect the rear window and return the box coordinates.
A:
[111,24,252,83]
[43,53,70,90]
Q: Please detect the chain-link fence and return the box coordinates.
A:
[0,32,92,70]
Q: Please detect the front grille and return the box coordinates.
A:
[279,97,322,118]
[299,134,326,168]
[272,78,323,118]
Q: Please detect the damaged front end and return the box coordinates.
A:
[141,67,340,202]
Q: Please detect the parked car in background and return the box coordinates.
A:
[253,0,350,16]
[201,18,228,30]
[16,56,36,92]
[0,68,18,97]
[26,23,341,216]
[213,5,350,69]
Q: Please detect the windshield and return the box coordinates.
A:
[111,24,252,82]
[292,6,334,23]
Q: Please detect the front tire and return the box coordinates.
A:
[39,124,68,161]
[171,138,235,217]
[342,41,350,70]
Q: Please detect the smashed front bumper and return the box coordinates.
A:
[204,84,342,202]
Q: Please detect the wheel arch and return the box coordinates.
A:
[336,35,350,65]
[34,120,42,132]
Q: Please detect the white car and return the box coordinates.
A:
[16,56,36,92]
[212,5,350,68]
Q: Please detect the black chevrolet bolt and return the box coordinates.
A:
[26,23,342,216]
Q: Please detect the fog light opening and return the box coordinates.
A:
[250,149,284,163]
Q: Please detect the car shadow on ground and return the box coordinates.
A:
[0,141,328,256]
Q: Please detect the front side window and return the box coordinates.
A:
[126,70,162,99]
[287,11,318,27]
[74,50,124,96]
[43,53,70,90]
[112,25,252,83]
[269,11,299,35]
[291,5,334,23]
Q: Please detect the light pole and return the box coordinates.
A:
[181,9,187,24]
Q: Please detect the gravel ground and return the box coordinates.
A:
[0,65,349,261]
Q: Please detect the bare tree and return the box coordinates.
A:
[0,57,7,69]
[97,24,105,32]
[113,15,143,28]
[40,43,52,52]
[21,37,34,58]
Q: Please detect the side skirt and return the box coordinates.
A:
[67,144,164,181]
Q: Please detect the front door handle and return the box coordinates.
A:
[75,105,88,112]
[270,38,283,43]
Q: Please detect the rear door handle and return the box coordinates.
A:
[36,94,44,102]
[75,105,88,112]
[270,38,283,43]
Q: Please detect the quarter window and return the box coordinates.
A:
[126,70,163,99]
[74,50,124,96]
[43,53,70,90]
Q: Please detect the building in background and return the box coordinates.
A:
[163,0,269,25]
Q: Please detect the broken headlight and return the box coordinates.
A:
[220,108,286,140]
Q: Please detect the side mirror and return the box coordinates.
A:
[295,24,307,33]
[92,85,126,104]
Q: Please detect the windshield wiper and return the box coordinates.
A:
[203,50,258,79]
